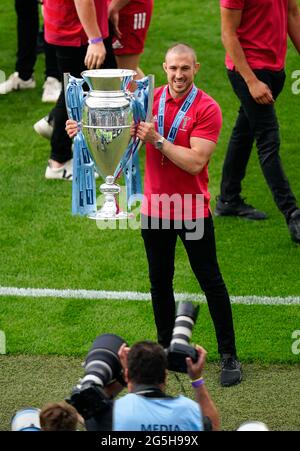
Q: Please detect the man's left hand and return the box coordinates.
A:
[109,9,122,39]
[137,121,160,145]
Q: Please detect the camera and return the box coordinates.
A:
[68,333,127,419]
[166,302,199,373]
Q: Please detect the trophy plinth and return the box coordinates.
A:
[88,176,132,220]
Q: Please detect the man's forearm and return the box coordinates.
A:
[74,0,103,39]
[222,33,257,85]
[161,139,209,176]
[288,0,300,53]
[194,385,220,431]
[221,18,274,104]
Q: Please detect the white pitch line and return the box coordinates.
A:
[0,286,300,305]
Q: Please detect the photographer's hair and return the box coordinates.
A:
[127,341,167,385]
[40,401,78,431]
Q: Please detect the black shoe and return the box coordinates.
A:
[288,209,300,243]
[215,196,267,220]
[220,354,242,387]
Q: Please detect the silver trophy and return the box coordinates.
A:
[79,69,154,220]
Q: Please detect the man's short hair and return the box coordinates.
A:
[165,43,197,64]
[127,341,167,385]
[40,401,78,431]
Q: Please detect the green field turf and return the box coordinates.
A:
[0,356,299,432]
[0,297,299,365]
[0,0,299,431]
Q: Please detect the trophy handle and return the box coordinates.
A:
[130,74,155,157]
[64,72,71,119]
[145,74,155,122]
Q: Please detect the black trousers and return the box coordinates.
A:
[15,0,59,81]
[49,36,117,163]
[15,0,39,80]
[220,69,297,221]
[141,215,237,356]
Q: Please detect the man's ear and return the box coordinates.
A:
[194,62,201,74]
[163,62,168,73]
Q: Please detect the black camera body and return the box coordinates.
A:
[166,302,200,373]
[167,342,198,373]
[68,382,110,420]
[67,334,127,419]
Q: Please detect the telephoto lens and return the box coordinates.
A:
[68,334,128,419]
[167,302,199,373]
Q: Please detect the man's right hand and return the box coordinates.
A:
[109,9,122,39]
[247,78,274,105]
[85,42,106,69]
[65,119,79,138]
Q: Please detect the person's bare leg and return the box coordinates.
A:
[48,159,64,168]
[115,54,144,80]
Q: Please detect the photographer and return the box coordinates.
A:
[40,401,79,431]
[11,402,80,431]
[84,341,220,432]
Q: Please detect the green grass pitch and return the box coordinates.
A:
[0,0,299,431]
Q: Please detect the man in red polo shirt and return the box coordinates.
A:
[136,43,241,387]
[215,0,300,243]
[66,43,242,387]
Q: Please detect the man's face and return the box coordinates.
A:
[163,52,200,98]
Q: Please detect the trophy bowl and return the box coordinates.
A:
[81,69,136,220]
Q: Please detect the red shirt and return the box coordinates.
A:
[220,0,288,71]
[141,86,222,220]
[44,0,109,47]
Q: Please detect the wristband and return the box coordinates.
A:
[88,37,103,45]
[191,377,205,388]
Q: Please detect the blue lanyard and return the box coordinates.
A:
[158,85,198,144]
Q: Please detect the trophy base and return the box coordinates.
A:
[88,211,134,221]
[88,176,134,221]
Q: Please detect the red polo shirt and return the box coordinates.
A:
[44,0,109,47]
[141,85,222,220]
[221,0,288,71]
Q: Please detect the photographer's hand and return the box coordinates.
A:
[186,345,207,380]
[118,343,130,372]
[104,380,125,399]
[186,346,220,431]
